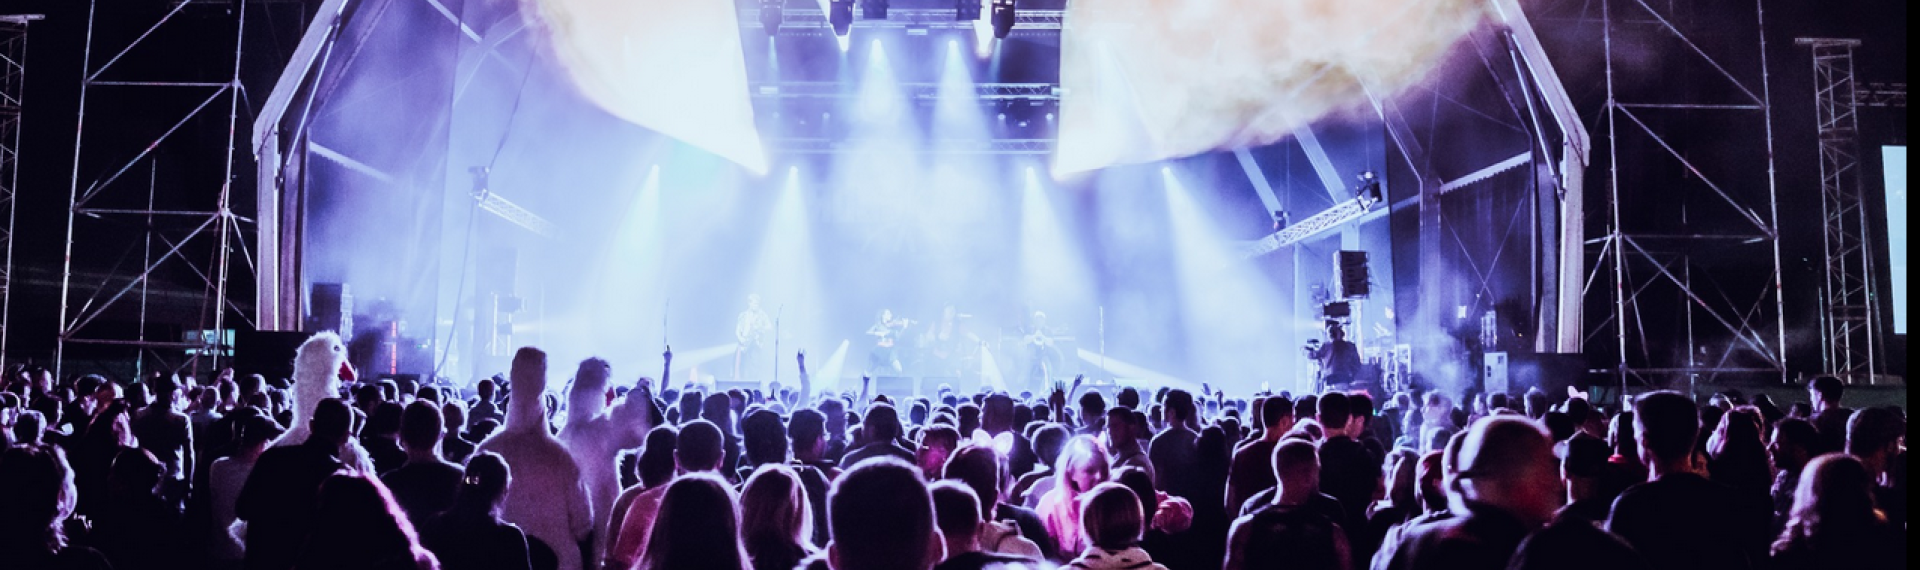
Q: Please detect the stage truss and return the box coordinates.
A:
[1586,0,1787,387]
[56,1,260,378]
[1796,38,1895,384]
[0,14,35,365]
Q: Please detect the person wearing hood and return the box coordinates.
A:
[557,357,657,567]
[476,347,594,570]
[270,332,375,474]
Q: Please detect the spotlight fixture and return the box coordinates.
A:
[957,0,982,21]
[1354,171,1382,207]
[829,0,855,36]
[990,0,1016,39]
[862,0,890,20]
[760,0,784,37]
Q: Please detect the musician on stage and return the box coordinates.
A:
[734,294,773,382]
[1019,311,1063,391]
[865,309,911,376]
[1305,321,1362,391]
[917,304,977,379]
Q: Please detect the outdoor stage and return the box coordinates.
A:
[20,1,1906,398]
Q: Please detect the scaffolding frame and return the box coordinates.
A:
[1588,0,1788,388]
[56,1,253,379]
[0,15,36,365]
[1796,38,1882,383]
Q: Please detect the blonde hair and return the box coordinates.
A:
[1055,435,1112,495]
[739,464,813,559]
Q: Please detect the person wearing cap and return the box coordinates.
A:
[1505,432,1644,570]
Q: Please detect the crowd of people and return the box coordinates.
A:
[0,331,1907,570]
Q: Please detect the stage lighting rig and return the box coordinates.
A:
[957,0,982,21]
[1354,171,1382,207]
[990,0,1016,38]
[830,0,855,36]
[862,0,890,20]
[760,0,784,36]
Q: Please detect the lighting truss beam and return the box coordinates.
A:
[1796,37,1881,382]
[753,81,1058,101]
[764,137,1052,155]
[472,189,555,238]
[1237,197,1375,259]
[0,14,35,364]
[1856,82,1906,108]
[1436,151,1533,195]
[741,8,1063,30]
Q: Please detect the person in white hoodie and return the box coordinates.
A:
[558,357,656,567]
[270,331,374,473]
[477,347,594,570]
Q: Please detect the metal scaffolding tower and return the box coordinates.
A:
[1796,38,1882,383]
[1590,0,1788,388]
[0,14,37,365]
[57,1,253,378]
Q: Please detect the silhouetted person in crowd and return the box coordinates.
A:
[740,464,819,570]
[130,373,194,506]
[1317,392,1383,534]
[295,472,439,570]
[1065,483,1168,570]
[0,445,113,570]
[1012,423,1069,507]
[556,358,656,566]
[1103,407,1152,481]
[1226,395,1293,512]
[1767,453,1905,570]
[440,401,476,464]
[930,481,1043,570]
[238,397,354,570]
[210,414,282,570]
[92,448,184,570]
[1707,407,1773,495]
[943,444,1055,561]
[635,473,749,570]
[1845,406,1906,528]
[1383,417,1559,570]
[1226,439,1349,570]
[824,459,943,570]
[420,452,533,570]
[474,348,592,570]
[610,419,726,568]
[844,404,915,468]
[1805,375,1851,454]
[366,401,411,475]
[469,378,505,430]
[1506,432,1644,570]
[1766,417,1820,532]
[1606,391,1770,570]
[385,400,464,529]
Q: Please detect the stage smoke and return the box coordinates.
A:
[1054,0,1491,175]
[523,0,767,173]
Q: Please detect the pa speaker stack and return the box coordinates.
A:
[1335,250,1369,299]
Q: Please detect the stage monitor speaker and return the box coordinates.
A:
[1484,352,1509,395]
[234,330,311,382]
[308,283,353,340]
[1336,250,1370,299]
[873,376,918,398]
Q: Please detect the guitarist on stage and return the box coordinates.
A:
[734,294,773,382]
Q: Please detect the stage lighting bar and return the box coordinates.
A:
[1238,197,1373,258]
[751,81,1059,102]
[760,0,784,36]
[957,0,982,21]
[829,0,855,36]
[990,0,1016,39]
[765,137,1053,155]
[740,8,1062,31]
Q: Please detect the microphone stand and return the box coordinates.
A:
[772,305,784,389]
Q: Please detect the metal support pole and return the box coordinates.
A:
[0,14,36,365]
